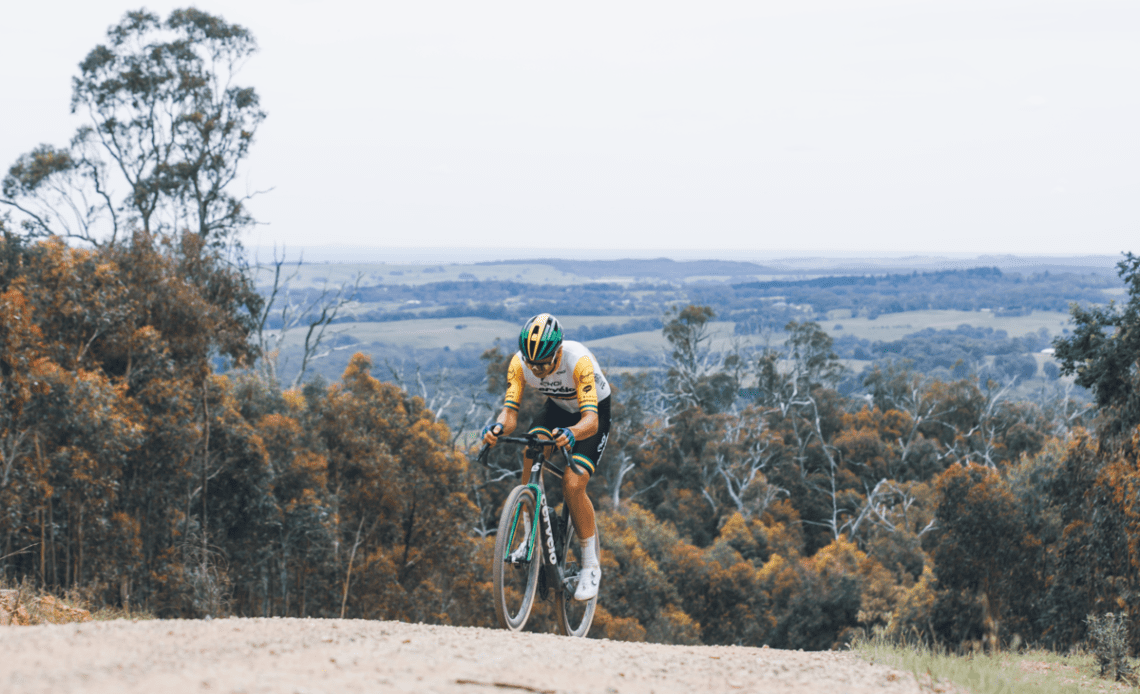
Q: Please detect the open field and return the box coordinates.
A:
[586,321,752,354]
[276,318,521,352]
[584,310,1070,358]
[252,261,642,290]
[556,315,646,330]
[0,618,925,694]
[822,310,1072,342]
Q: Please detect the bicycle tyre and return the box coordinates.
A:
[555,512,600,637]
[492,485,541,631]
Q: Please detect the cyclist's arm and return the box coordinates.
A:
[569,410,597,441]
[485,355,524,445]
[552,410,597,450]
[495,407,519,437]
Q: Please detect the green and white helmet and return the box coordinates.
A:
[518,313,563,364]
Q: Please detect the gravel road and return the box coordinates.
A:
[0,618,927,694]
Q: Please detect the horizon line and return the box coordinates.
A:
[244,245,1126,265]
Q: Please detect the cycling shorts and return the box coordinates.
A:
[527,396,611,476]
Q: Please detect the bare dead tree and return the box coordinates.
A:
[855,479,938,538]
[254,247,362,387]
[384,359,494,448]
[701,412,785,519]
[865,366,963,477]
[340,516,366,619]
[608,450,638,509]
[291,278,361,388]
[930,377,1017,468]
[386,360,461,419]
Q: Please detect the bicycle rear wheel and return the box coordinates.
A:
[492,485,541,631]
[555,511,600,637]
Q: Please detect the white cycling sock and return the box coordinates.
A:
[579,534,599,568]
[518,511,531,543]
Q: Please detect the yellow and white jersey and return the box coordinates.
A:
[504,340,611,414]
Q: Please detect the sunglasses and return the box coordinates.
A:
[528,352,559,372]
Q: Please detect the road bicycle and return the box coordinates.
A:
[477,433,600,637]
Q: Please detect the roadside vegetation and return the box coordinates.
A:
[855,638,1139,694]
[855,612,1140,694]
[0,576,151,624]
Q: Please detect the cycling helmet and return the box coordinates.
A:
[519,313,563,364]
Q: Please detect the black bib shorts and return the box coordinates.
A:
[527,396,611,476]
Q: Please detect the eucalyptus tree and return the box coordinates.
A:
[2,8,266,250]
[1054,252,1140,443]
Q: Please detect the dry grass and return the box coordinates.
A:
[0,578,153,626]
[854,637,1140,694]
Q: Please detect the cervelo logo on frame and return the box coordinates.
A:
[541,496,557,565]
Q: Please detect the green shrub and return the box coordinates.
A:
[1085,613,1137,684]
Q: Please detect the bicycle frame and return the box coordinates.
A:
[481,434,576,595]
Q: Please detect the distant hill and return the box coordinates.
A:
[474,255,1123,281]
[756,255,1122,278]
[480,257,777,280]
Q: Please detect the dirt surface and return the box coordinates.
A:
[0,618,927,694]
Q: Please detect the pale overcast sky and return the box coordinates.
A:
[1,1,1136,258]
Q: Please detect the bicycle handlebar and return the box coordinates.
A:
[475,432,573,471]
[493,435,560,447]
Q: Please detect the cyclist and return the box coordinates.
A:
[482,313,611,601]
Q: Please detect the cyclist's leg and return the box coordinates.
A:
[563,397,610,541]
[564,398,610,600]
[564,463,599,600]
[563,465,595,538]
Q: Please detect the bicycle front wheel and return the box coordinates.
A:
[555,512,600,637]
[492,485,541,631]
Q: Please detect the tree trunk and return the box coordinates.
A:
[40,508,45,586]
[300,560,307,618]
[36,435,45,586]
[48,495,56,587]
[77,505,84,587]
[202,384,210,575]
[281,546,289,616]
[65,504,71,588]
[340,516,366,619]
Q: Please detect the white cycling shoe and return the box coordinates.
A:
[573,566,601,601]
